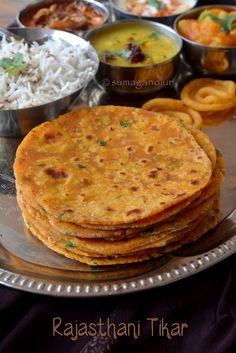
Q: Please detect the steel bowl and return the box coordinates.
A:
[85,20,182,95]
[111,0,198,27]
[16,0,110,36]
[174,5,236,77]
[0,27,99,137]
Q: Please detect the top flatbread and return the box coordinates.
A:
[14,106,213,225]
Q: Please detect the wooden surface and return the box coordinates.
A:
[0,1,30,27]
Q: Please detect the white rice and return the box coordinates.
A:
[0,36,97,110]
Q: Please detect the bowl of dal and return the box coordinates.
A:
[85,20,182,95]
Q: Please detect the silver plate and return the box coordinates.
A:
[0,79,236,297]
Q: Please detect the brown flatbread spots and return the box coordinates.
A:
[14,106,212,225]
[14,106,224,265]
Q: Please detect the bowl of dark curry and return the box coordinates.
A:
[17,0,109,35]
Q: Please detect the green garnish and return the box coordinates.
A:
[120,120,134,128]
[198,11,209,22]
[116,48,132,60]
[149,32,161,39]
[0,52,24,74]
[102,116,111,126]
[65,240,75,249]
[78,164,86,169]
[147,0,166,11]
[91,260,98,265]
[98,140,107,147]
[206,14,236,33]
[65,230,77,236]
[39,206,46,214]
[141,227,155,235]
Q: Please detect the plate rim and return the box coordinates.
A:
[0,233,235,297]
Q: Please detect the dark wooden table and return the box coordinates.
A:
[0,1,29,27]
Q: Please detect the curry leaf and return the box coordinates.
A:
[207,14,236,33]
[116,49,132,60]
[147,0,166,10]
[0,52,24,74]
[0,57,12,69]
[15,52,23,65]
[5,64,21,74]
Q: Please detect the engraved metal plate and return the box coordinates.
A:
[0,78,236,297]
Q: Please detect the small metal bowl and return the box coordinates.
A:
[174,5,236,77]
[85,20,182,95]
[0,27,99,137]
[111,0,198,27]
[17,0,109,36]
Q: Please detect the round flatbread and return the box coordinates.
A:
[14,106,213,226]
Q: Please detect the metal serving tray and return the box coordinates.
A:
[0,73,236,297]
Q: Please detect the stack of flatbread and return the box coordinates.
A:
[14,106,224,266]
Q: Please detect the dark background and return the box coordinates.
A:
[1,1,236,352]
[1,255,235,353]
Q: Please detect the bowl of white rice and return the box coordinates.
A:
[0,27,99,136]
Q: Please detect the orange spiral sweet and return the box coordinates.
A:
[181,79,236,112]
[142,98,203,129]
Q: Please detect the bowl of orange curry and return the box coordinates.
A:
[174,5,236,77]
[17,0,109,35]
